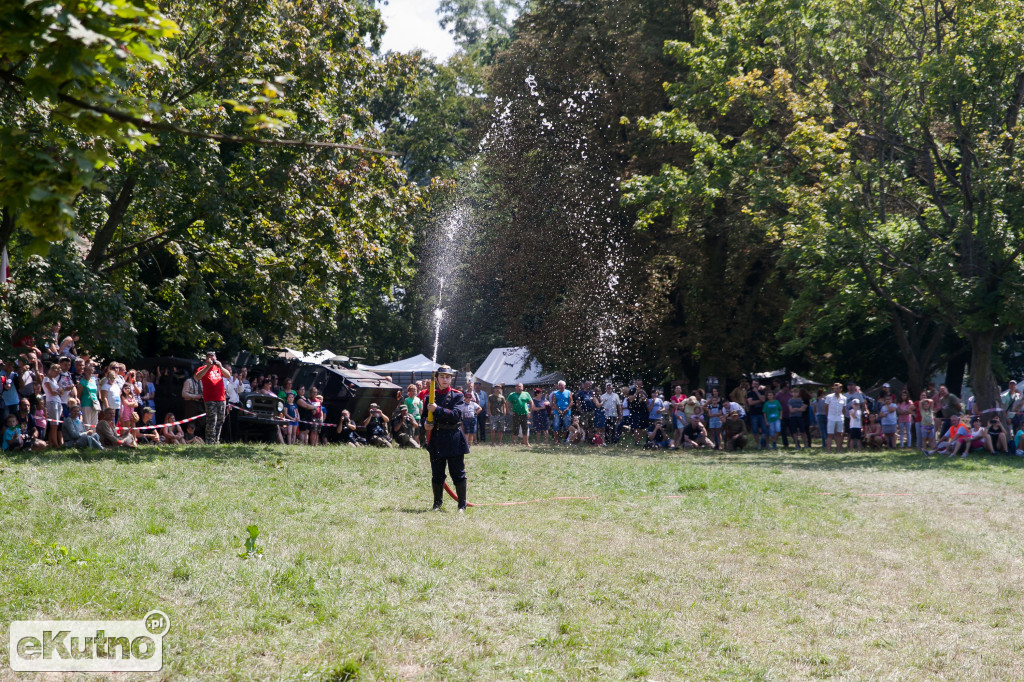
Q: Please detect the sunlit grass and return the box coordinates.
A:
[1,442,1023,679]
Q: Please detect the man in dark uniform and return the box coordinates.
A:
[422,364,470,512]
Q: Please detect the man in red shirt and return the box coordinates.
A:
[195,351,232,444]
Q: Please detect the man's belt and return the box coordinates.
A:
[436,424,460,431]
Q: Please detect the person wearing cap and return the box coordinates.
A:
[681,413,712,449]
[392,404,420,449]
[61,400,103,450]
[135,406,162,444]
[723,410,748,450]
[422,364,470,512]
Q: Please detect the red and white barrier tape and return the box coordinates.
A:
[229,403,336,428]
[46,413,207,431]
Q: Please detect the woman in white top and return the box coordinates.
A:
[42,363,69,447]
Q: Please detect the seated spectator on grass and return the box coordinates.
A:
[363,403,392,447]
[136,407,161,444]
[567,415,586,445]
[96,408,136,448]
[681,414,712,449]
[723,411,748,451]
[646,418,672,449]
[162,413,187,445]
[3,413,41,451]
[61,402,103,450]
[182,422,205,445]
[988,417,1008,453]
[862,413,884,448]
[392,406,420,449]
[336,409,363,446]
[967,417,995,455]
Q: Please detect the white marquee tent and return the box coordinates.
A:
[365,354,442,386]
[473,347,562,388]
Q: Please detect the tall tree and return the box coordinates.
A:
[629,0,1024,406]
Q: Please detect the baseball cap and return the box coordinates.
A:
[369,403,379,409]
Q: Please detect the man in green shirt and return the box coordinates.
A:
[507,382,533,446]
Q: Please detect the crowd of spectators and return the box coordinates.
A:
[456,376,1024,457]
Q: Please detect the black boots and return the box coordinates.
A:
[431,480,444,511]
[455,480,467,511]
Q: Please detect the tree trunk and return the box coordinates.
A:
[967,331,1000,411]
[945,352,968,396]
[86,174,137,268]
[0,206,14,258]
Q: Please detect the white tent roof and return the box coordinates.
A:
[366,354,440,373]
[473,347,561,387]
[303,349,337,364]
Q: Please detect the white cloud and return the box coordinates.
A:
[379,0,459,61]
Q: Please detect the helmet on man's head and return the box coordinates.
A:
[436,365,455,377]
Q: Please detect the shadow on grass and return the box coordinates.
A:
[0,442,296,465]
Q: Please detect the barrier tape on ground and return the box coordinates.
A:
[229,404,336,428]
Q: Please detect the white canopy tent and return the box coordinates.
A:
[474,347,562,389]
[365,354,442,387]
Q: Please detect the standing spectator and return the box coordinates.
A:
[195,351,231,445]
[848,399,864,450]
[746,380,767,449]
[531,387,550,442]
[2,360,21,423]
[56,356,74,419]
[776,383,792,448]
[575,380,596,440]
[489,384,507,445]
[824,382,847,452]
[787,389,807,449]
[919,391,936,453]
[42,363,70,447]
[19,358,37,399]
[508,382,533,446]
[896,390,914,448]
[763,390,782,449]
[550,380,574,443]
[626,382,648,446]
[669,385,686,447]
[812,389,828,447]
[58,332,78,358]
[1003,380,1022,432]
[295,385,314,444]
[405,384,423,422]
[181,366,203,419]
[648,388,666,434]
[460,392,482,446]
[599,382,622,444]
[879,395,899,448]
[283,393,299,444]
[308,387,324,446]
[77,363,100,427]
[705,392,724,449]
[473,381,488,443]
[118,384,139,433]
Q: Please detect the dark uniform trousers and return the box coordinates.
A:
[423,388,470,509]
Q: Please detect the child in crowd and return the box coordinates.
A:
[848,399,864,450]
[919,392,936,453]
[284,392,299,444]
[567,415,585,445]
[763,390,782,449]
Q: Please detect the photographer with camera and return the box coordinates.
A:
[195,351,232,444]
[362,402,392,447]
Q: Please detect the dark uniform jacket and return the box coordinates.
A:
[421,387,470,458]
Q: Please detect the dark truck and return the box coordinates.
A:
[236,357,402,441]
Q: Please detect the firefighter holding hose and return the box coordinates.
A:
[422,364,470,512]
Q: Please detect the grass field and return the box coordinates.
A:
[2,441,1024,680]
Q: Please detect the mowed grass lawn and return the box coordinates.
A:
[2,441,1024,680]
